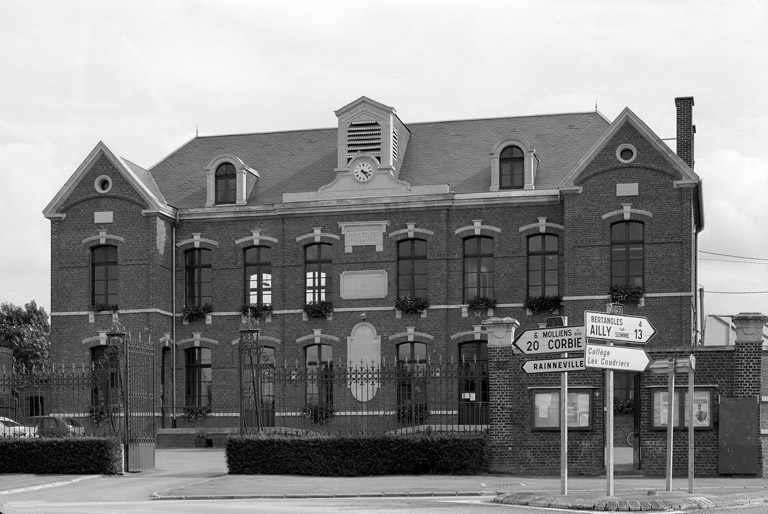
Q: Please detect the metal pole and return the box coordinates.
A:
[561,360,568,495]
[688,363,694,493]
[666,360,675,492]
[606,365,614,496]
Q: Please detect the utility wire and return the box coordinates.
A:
[700,257,768,264]
[700,251,768,261]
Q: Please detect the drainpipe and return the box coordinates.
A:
[172,210,178,428]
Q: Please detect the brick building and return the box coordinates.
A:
[44,95,746,474]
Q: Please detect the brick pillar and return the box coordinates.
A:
[483,317,520,473]
[732,312,768,476]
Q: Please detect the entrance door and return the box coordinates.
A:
[458,342,488,425]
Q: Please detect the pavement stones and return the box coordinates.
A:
[2,449,768,511]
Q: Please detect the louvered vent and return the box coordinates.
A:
[347,120,381,162]
[392,126,399,162]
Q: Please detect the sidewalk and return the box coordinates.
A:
[2,449,768,512]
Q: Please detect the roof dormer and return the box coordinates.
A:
[489,138,538,191]
[204,155,259,207]
[334,97,410,179]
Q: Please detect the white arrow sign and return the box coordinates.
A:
[522,357,586,374]
[584,344,651,372]
[513,326,586,355]
[584,311,656,345]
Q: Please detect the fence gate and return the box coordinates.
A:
[99,319,156,472]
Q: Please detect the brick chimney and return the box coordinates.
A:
[675,97,695,169]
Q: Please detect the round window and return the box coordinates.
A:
[616,144,637,163]
[94,175,112,193]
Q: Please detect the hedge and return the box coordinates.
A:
[0,437,123,474]
[226,433,488,476]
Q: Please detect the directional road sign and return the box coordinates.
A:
[584,311,656,345]
[522,357,586,374]
[513,325,585,355]
[584,343,651,372]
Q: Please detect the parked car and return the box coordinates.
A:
[0,416,37,437]
[23,415,85,437]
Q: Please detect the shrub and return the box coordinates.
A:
[0,437,123,474]
[92,304,118,313]
[304,301,333,319]
[610,284,644,303]
[468,296,497,311]
[523,295,562,313]
[241,303,273,319]
[302,403,334,424]
[226,433,488,476]
[394,296,430,314]
[183,304,213,322]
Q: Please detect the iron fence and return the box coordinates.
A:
[233,358,489,436]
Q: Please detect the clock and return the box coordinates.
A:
[352,161,374,182]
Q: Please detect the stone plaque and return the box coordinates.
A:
[340,270,388,299]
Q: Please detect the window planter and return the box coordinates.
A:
[304,301,333,320]
[241,303,273,320]
[302,403,334,424]
[184,405,211,422]
[396,403,430,424]
[467,296,497,317]
[183,304,214,323]
[92,304,119,313]
[394,296,430,315]
[610,285,644,304]
[523,295,562,315]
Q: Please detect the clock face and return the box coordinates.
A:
[352,161,374,182]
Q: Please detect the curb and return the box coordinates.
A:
[494,490,768,511]
[150,490,498,500]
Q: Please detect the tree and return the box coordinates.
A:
[0,301,51,369]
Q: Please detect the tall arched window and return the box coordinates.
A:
[527,234,559,297]
[92,245,118,307]
[458,341,488,425]
[305,243,332,303]
[305,344,333,410]
[397,342,427,424]
[215,162,236,204]
[397,239,427,298]
[185,249,212,307]
[611,221,644,288]
[244,246,272,305]
[463,236,494,302]
[242,345,275,427]
[500,146,524,190]
[185,347,212,410]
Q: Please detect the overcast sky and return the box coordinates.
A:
[1,0,766,327]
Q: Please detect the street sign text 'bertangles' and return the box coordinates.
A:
[584,310,656,345]
[513,325,585,355]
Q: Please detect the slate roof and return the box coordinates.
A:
[148,111,611,209]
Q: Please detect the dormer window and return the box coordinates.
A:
[215,163,236,204]
[490,138,537,191]
[204,155,259,207]
[499,146,524,190]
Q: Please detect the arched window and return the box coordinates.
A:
[527,234,559,297]
[185,249,212,307]
[215,162,236,204]
[91,345,120,412]
[458,341,488,425]
[185,347,212,410]
[305,344,333,411]
[92,245,118,307]
[305,243,332,303]
[611,221,644,288]
[463,236,494,302]
[244,246,272,305]
[242,345,275,427]
[499,146,524,190]
[397,239,427,298]
[397,342,427,424]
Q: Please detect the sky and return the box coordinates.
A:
[1,0,766,327]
